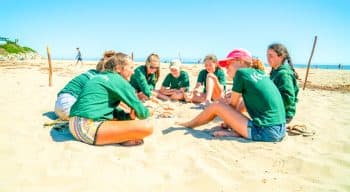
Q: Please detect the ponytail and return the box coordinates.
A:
[285,55,299,79]
[96,50,118,71]
[251,58,265,71]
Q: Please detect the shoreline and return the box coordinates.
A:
[1,59,349,92]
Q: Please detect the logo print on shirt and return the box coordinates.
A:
[97,74,109,81]
[250,72,265,82]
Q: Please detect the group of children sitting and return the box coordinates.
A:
[54,43,299,146]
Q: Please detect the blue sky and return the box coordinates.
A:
[1,0,349,64]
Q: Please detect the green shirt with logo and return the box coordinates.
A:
[70,70,150,121]
[270,64,299,119]
[58,69,99,98]
[232,68,285,127]
[162,70,190,91]
[197,68,226,92]
[130,65,157,97]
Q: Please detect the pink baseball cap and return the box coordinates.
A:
[218,48,252,68]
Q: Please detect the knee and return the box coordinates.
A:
[143,119,154,136]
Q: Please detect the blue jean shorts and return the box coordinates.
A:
[247,121,286,142]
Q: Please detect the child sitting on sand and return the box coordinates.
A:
[69,52,153,146]
[178,49,286,142]
[159,59,190,101]
[130,53,168,101]
[184,54,226,106]
[54,50,116,120]
[267,43,299,124]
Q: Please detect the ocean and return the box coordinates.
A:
[61,57,350,70]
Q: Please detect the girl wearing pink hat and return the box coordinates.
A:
[178,49,286,142]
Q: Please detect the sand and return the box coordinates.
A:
[0,59,349,191]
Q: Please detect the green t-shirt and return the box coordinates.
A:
[270,64,299,119]
[196,68,226,92]
[58,69,99,98]
[232,68,285,127]
[161,70,190,91]
[130,65,157,97]
[70,70,150,121]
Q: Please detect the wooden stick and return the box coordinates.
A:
[131,51,134,61]
[47,46,53,86]
[303,36,318,90]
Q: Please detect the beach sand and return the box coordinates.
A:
[0,60,349,191]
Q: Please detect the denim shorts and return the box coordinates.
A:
[247,121,286,142]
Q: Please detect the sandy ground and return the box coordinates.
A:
[0,59,349,191]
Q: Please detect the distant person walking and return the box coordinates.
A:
[75,47,83,65]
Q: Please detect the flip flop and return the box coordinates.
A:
[119,139,144,147]
[287,125,315,137]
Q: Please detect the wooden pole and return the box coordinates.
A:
[303,36,318,90]
[47,46,53,86]
[131,51,134,61]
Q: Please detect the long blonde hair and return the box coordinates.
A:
[145,53,160,83]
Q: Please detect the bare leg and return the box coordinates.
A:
[205,76,224,101]
[170,92,185,100]
[190,92,206,103]
[178,102,249,138]
[95,119,154,145]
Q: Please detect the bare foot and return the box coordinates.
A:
[175,121,192,128]
[119,139,144,147]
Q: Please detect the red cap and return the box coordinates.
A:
[218,48,252,68]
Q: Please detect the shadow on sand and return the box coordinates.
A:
[162,125,251,143]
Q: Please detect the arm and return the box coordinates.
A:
[133,70,153,98]
[113,77,150,119]
[159,86,176,95]
[216,69,226,92]
[275,73,296,108]
[207,73,224,92]
[229,91,241,110]
[159,74,176,95]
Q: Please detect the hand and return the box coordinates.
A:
[130,109,136,120]
[137,92,149,102]
[145,106,155,117]
[184,92,193,102]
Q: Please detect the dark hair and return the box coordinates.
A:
[145,53,160,83]
[104,52,130,71]
[268,43,299,79]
